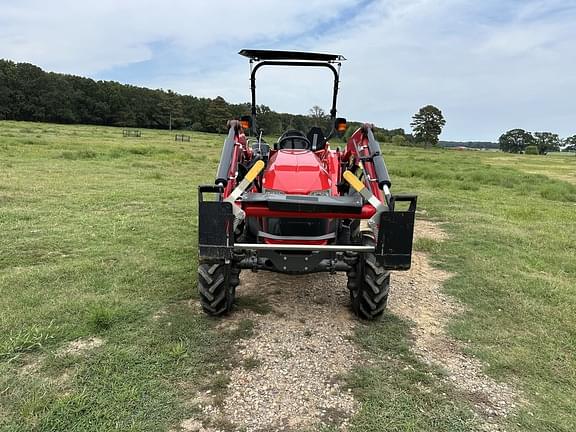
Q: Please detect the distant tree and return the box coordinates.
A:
[308,105,326,119]
[562,135,576,152]
[255,105,282,135]
[404,133,416,145]
[391,134,407,146]
[205,96,232,133]
[410,105,446,147]
[373,130,389,142]
[308,105,330,131]
[153,90,184,129]
[499,129,534,153]
[374,127,405,143]
[0,58,395,134]
[533,132,560,155]
[190,122,203,131]
[0,60,14,119]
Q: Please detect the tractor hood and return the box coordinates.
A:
[262,150,331,194]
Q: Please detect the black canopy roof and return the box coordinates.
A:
[239,49,345,62]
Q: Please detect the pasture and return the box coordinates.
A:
[1,121,575,431]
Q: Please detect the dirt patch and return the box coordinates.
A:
[178,418,212,432]
[415,219,449,241]
[17,356,74,394]
[389,221,519,430]
[57,337,104,356]
[17,355,43,376]
[190,273,359,432]
[153,299,203,321]
[18,336,104,377]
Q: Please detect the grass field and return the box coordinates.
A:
[1,121,575,431]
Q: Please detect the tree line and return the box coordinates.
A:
[499,129,576,154]
[440,141,499,149]
[0,59,402,137]
[9,58,572,155]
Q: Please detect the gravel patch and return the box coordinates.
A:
[199,272,359,432]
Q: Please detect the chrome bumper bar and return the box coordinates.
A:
[233,243,374,252]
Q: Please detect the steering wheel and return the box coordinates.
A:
[277,130,311,150]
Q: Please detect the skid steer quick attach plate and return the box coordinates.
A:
[198,186,234,260]
[376,195,417,270]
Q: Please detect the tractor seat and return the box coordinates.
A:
[307,127,326,151]
[277,130,310,150]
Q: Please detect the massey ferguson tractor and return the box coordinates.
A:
[197,50,417,320]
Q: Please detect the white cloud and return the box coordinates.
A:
[0,0,352,74]
[1,0,575,140]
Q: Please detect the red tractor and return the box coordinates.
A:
[198,50,417,320]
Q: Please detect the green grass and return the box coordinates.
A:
[0,122,229,431]
[485,151,576,185]
[378,145,576,431]
[349,315,476,431]
[1,121,575,431]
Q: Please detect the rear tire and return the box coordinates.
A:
[347,235,390,320]
[198,261,240,316]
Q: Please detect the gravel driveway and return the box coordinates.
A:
[178,220,519,432]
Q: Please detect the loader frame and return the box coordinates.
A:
[199,50,417,279]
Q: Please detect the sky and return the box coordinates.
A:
[1,0,575,141]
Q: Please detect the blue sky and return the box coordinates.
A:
[1,0,575,141]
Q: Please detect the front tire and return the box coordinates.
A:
[198,261,240,316]
[347,235,391,320]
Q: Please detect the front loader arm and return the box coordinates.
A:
[215,120,251,197]
[342,124,392,206]
[339,124,418,269]
[198,120,418,270]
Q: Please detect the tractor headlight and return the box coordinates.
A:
[309,189,331,197]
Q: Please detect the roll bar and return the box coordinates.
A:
[239,49,345,134]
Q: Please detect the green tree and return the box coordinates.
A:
[308,105,330,131]
[373,130,389,142]
[391,134,407,146]
[205,96,232,133]
[563,135,576,152]
[533,132,560,155]
[410,105,446,147]
[0,60,15,119]
[499,129,534,153]
[256,105,282,135]
[0,58,397,134]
